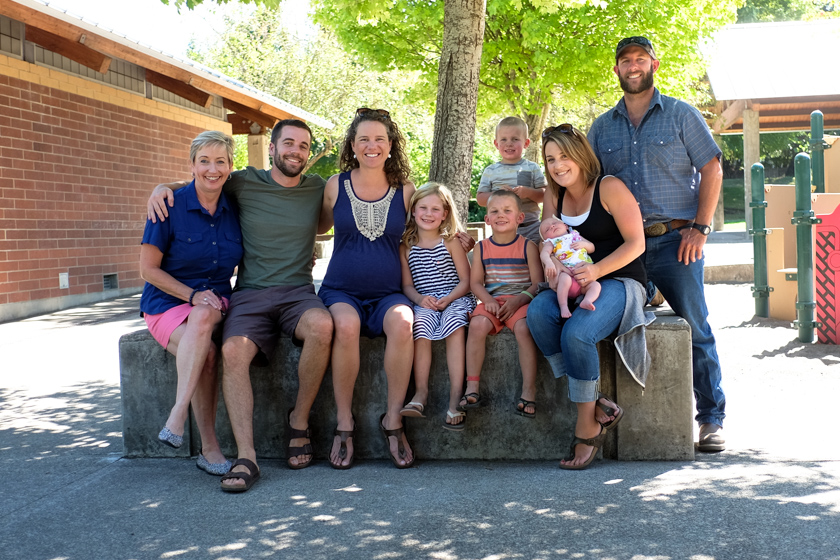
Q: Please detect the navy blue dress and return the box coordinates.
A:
[319,172,412,336]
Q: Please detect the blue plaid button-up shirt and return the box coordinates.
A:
[587,88,721,226]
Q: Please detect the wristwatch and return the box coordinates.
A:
[691,223,711,235]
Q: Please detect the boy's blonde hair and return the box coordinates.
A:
[402,182,462,247]
[496,116,529,137]
[486,189,523,212]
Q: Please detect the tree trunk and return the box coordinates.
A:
[428,0,486,223]
[523,102,550,163]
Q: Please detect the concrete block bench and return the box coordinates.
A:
[119,313,694,462]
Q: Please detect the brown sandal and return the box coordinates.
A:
[220,458,260,492]
[330,418,355,470]
[379,413,415,469]
[286,408,313,470]
[559,427,606,471]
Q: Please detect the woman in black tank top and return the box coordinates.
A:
[526,123,647,470]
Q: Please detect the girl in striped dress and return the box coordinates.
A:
[399,183,476,430]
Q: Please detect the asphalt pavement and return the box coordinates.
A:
[1,231,839,560]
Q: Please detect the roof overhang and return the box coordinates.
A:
[1,0,334,132]
[706,20,840,134]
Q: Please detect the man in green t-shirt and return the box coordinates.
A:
[149,120,333,492]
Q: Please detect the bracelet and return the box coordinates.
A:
[188,288,200,306]
[520,290,534,300]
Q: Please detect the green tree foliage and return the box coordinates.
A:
[187,5,436,180]
[163,0,279,11]
[737,0,838,23]
[312,0,740,149]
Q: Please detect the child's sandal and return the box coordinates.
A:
[514,398,536,418]
[458,376,482,411]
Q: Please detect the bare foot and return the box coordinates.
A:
[579,300,596,311]
[560,305,572,318]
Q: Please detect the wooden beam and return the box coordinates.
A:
[145,69,212,107]
[228,112,273,136]
[24,25,111,74]
[223,99,277,129]
[712,100,746,134]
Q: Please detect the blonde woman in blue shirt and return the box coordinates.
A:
[139,131,242,476]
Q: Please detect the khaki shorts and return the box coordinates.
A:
[222,285,326,363]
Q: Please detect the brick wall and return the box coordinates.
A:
[0,54,232,313]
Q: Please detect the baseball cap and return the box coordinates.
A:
[615,36,657,60]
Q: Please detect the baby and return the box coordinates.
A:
[539,217,600,318]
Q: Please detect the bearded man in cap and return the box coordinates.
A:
[587,36,726,453]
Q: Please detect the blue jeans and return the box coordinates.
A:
[527,279,626,402]
[644,230,726,426]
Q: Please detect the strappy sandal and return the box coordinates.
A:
[379,413,415,469]
[400,401,426,418]
[330,419,355,470]
[286,408,313,470]
[443,409,466,431]
[596,392,624,431]
[514,398,536,418]
[559,427,606,471]
[220,458,260,492]
[458,376,482,411]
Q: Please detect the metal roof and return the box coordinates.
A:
[9,0,334,130]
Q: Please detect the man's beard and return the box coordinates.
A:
[274,156,304,178]
[619,67,654,94]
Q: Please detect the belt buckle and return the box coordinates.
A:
[644,222,667,238]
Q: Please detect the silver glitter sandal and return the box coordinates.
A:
[158,426,183,449]
[196,454,233,476]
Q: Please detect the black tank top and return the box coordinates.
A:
[557,176,646,285]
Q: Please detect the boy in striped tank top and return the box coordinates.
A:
[462,190,543,418]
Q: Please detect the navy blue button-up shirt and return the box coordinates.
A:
[588,88,721,225]
[140,181,242,315]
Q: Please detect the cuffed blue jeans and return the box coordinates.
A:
[644,230,726,426]
[526,279,626,403]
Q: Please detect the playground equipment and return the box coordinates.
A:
[751,111,840,343]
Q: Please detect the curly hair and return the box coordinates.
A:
[339,110,411,188]
[542,124,601,202]
[402,182,462,247]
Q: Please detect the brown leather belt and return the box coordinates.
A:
[643,219,691,238]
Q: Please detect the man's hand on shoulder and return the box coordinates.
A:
[147,181,187,223]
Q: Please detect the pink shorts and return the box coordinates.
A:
[144,299,230,349]
[470,296,530,335]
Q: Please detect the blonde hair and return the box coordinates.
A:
[496,116,529,137]
[487,189,523,212]
[190,130,235,165]
[402,182,462,247]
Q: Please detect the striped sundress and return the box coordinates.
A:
[407,240,476,340]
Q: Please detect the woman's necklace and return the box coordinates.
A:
[344,177,396,241]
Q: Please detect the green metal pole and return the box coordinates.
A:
[811,111,825,194]
[750,163,769,317]
[793,153,818,342]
